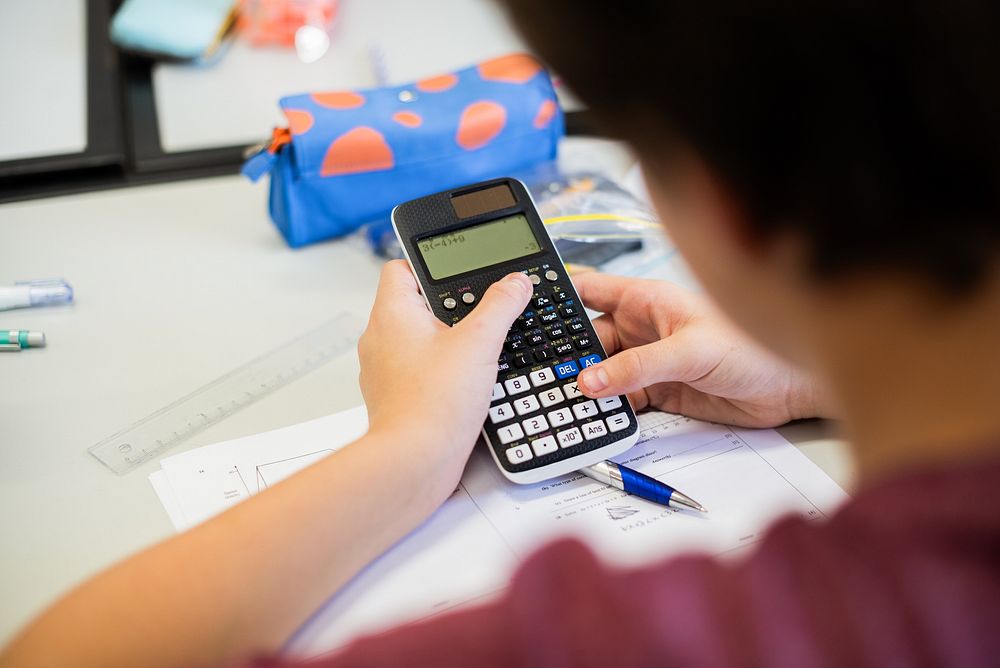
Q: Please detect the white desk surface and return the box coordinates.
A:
[155,0,558,153]
[0,0,87,162]
[0,169,852,648]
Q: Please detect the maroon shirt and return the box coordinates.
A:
[251,458,1000,668]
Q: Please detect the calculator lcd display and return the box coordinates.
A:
[418,214,541,280]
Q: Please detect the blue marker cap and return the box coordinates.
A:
[0,279,74,311]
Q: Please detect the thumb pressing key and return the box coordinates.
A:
[454,273,533,355]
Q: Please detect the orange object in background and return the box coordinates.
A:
[238,0,338,47]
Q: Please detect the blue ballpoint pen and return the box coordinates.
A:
[581,461,707,512]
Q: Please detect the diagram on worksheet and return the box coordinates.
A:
[255,450,332,492]
[154,408,369,530]
[605,505,641,520]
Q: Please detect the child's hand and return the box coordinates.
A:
[358,261,532,490]
[574,273,829,427]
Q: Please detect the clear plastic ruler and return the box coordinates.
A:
[89,313,363,475]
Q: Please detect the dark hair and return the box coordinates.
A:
[502,1,1000,293]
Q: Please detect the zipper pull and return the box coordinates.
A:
[241,128,293,182]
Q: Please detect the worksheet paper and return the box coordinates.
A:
[150,407,848,657]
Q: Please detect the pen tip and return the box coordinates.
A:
[671,490,707,513]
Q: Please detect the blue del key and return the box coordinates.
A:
[554,360,579,379]
[579,354,602,368]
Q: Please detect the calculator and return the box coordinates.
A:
[392,177,639,484]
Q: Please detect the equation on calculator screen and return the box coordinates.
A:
[418,214,541,280]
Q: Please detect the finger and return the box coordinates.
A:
[454,272,533,347]
[373,260,426,308]
[590,314,621,355]
[577,334,700,398]
[573,272,652,314]
[645,383,781,428]
[625,388,650,412]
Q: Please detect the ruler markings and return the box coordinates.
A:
[88,313,362,475]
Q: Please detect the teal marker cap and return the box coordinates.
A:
[0,330,46,349]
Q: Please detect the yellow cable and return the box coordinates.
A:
[542,213,661,240]
[542,213,660,228]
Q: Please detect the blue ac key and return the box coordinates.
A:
[554,360,580,379]
[579,354,602,368]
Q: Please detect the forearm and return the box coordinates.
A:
[1,428,450,668]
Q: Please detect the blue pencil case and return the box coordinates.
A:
[242,54,564,248]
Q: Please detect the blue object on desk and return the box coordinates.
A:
[581,461,707,513]
[110,0,235,61]
[243,54,564,248]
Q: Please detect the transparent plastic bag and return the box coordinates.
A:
[528,173,662,242]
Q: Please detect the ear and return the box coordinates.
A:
[683,153,813,278]
[640,149,758,252]
[683,154,762,253]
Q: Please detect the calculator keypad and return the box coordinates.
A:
[483,267,638,473]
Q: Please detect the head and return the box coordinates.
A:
[502,0,1000,368]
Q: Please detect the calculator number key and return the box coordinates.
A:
[539,386,565,407]
[504,376,530,395]
[489,403,514,424]
[523,414,549,436]
[506,443,533,464]
[548,407,573,427]
[529,367,556,387]
[498,423,525,445]
[514,394,541,416]
[491,383,505,401]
